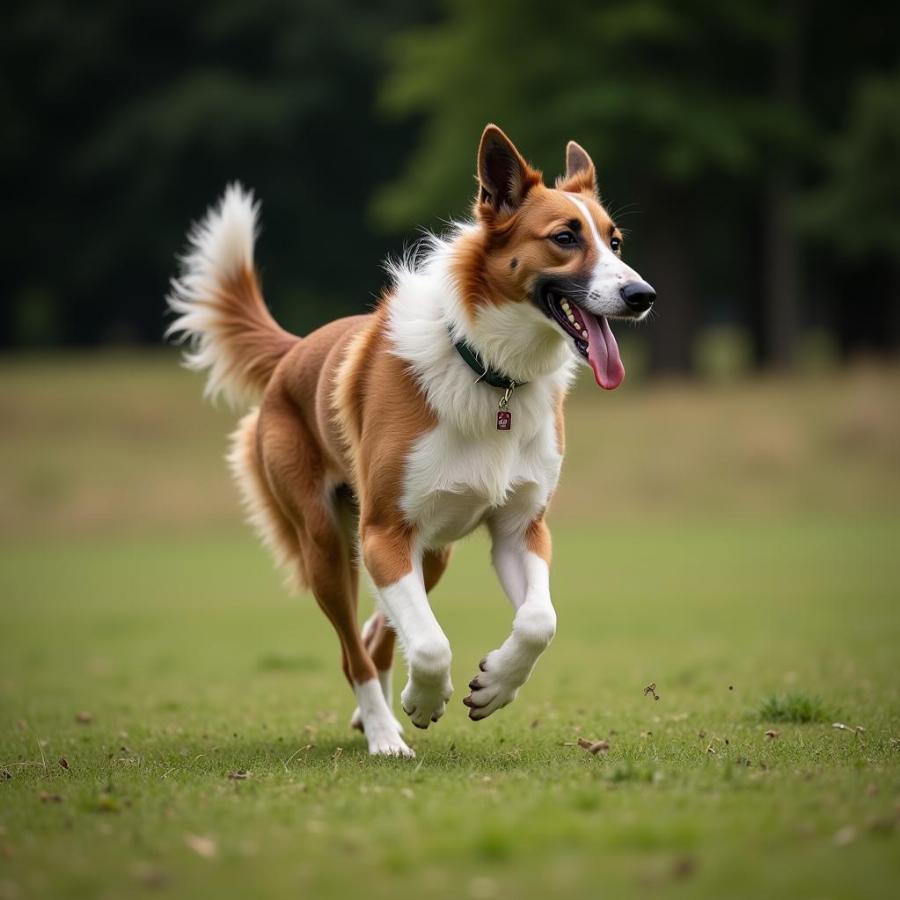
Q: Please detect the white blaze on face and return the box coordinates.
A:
[563,193,641,316]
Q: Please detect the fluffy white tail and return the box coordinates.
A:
[166,183,297,405]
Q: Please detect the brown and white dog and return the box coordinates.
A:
[167,125,655,756]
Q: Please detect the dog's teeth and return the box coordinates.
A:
[561,300,570,311]
[566,313,576,323]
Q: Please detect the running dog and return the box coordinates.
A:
[167,125,655,756]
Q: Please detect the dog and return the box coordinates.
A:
[167,125,655,756]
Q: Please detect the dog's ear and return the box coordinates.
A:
[556,140,597,194]
[476,125,541,217]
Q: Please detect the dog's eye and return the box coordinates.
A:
[552,231,577,247]
[610,237,621,253]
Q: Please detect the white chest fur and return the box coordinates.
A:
[402,411,563,546]
[385,227,575,548]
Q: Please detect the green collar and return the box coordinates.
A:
[451,331,527,389]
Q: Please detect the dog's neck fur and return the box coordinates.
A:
[386,225,576,438]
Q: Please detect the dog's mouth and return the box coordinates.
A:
[540,289,625,390]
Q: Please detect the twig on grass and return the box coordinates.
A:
[282,744,313,772]
[0,760,48,771]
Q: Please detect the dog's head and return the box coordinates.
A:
[454,125,655,389]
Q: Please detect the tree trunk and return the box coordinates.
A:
[645,185,699,376]
[762,168,801,367]
[759,0,805,369]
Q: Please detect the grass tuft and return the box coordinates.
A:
[758,692,832,724]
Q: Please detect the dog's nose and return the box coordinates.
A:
[621,281,656,313]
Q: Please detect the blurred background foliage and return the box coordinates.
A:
[2,0,898,374]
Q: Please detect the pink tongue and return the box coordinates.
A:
[582,313,625,390]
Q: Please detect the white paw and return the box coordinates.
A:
[463,650,527,721]
[353,677,412,756]
[401,675,452,729]
[366,723,415,758]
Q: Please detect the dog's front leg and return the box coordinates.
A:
[362,527,453,730]
[464,517,556,720]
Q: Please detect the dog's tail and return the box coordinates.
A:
[166,183,298,406]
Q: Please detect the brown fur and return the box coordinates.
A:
[210,264,298,397]
[451,127,622,323]
[228,295,444,687]
[525,517,552,563]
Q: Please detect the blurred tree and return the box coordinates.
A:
[800,69,900,355]
[806,73,900,258]
[757,0,805,369]
[0,0,436,346]
[2,0,898,365]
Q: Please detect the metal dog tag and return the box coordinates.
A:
[496,383,515,431]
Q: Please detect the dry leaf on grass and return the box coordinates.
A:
[765,730,780,740]
[184,834,217,859]
[75,711,93,724]
[672,855,697,880]
[132,862,168,889]
[866,814,898,835]
[643,683,660,701]
[832,825,857,847]
[58,758,69,770]
[227,770,250,780]
[577,737,610,755]
[39,792,63,804]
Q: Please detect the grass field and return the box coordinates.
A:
[1,354,899,899]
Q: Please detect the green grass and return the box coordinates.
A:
[759,692,833,724]
[1,354,899,899]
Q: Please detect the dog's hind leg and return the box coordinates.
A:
[244,395,412,757]
[350,612,396,733]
